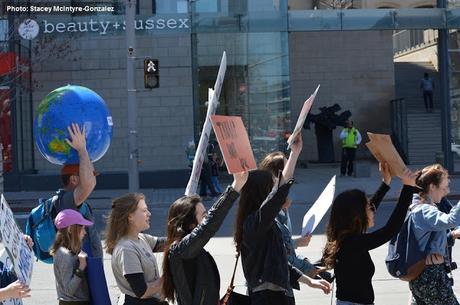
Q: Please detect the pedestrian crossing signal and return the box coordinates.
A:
[144,58,159,89]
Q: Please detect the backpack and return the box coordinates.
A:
[25,194,61,264]
[385,208,434,281]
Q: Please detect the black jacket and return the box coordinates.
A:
[241,179,302,292]
[168,186,240,305]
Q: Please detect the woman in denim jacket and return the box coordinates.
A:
[410,164,460,305]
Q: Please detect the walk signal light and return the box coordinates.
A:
[144,58,159,89]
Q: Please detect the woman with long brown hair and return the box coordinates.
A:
[234,135,330,305]
[105,193,167,305]
[162,172,248,305]
[51,209,94,305]
[322,168,416,305]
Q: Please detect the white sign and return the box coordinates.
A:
[0,195,34,286]
[287,85,320,149]
[185,51,227,196]
[0,249,22,305]
[301,176,336,236]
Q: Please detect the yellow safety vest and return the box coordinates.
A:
[342,127,358,148]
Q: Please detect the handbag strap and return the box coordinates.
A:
[229,252,240,289]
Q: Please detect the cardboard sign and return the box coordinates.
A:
[210,115,257,174]
[366,133,406,177]
[287,85,320,149]
[301,176,336,236]
[0,195,34,286]
[185,51,227,196]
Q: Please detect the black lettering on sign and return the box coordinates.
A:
[227,142,238,159]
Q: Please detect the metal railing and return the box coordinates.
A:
[393,29,437,56]
[390,98,409,164]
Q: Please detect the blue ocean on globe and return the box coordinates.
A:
[34,85,113,165]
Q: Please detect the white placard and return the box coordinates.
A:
[185,51,227,196]
[301,176,336,236]
[0,195,34,286]
[287,85,320,149]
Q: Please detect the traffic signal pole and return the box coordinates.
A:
[126,0,139,191]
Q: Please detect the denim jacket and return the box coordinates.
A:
[411,194,460,257]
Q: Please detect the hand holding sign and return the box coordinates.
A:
[287,85,320,149]
[210,115,257,174]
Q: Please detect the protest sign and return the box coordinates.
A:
[210,115,257,174]
[366,133,406,177]
[185,51,227,196]
[287,85,320,149]
[0,195,33,286]
[301,176,336,236]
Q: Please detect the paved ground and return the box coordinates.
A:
[4,163,460,305]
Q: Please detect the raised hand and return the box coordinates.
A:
[232,171,249,193]
[65,123,87,153]
[290,133,303,156]
[379,162,391,186]
[400,168,417,187]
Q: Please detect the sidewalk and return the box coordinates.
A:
[5,163,460,211]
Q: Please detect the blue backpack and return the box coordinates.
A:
[25,193,61,264]
[385,207,434,281]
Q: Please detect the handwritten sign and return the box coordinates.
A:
[210,115,257,174]
[185,51,227,196]
[301,176,336,236]
[366,133,406,177]
[0,195,34,286]
[287,85,320,149]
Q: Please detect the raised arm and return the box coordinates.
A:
[169,172,247,259]
[281,133,302,185]
[65,123,96,206]
[369,162,391,211]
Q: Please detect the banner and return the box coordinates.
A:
[185,51,227,196]
[366,133,406,177]
[301,176,336,236]
[210,115,257,174]
[0,195,33,286]
[287,85,320,149]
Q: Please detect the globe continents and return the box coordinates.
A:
[34,85,113,165]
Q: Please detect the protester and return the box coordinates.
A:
[199,157,219,198]
[339,120,362,177]
[50,209,94,305]
[234,134,331,305]
[162,172,248,305]
[409,164,460,304]
[55,123,102,258]
[420,72,434,112]
[105,193,167,305]
[259,151,319,278]
[322,167,416,305]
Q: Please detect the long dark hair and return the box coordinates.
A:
[162,195,201,302]
[322,189,368,269]
[259,151,286,177]
[234,170,274,252]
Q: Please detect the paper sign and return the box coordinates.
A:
[0,195,34,286]
[301,176,336,236]
[185,51,227,196]
[287,85,320,149]
[366,133,406,177]
[210,115,257,174]
[0,249,22,305]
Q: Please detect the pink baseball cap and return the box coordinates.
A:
[54,209,93,229]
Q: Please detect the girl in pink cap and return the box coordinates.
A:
[50,209,93,305]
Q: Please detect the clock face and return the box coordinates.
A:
[18,19,39,40]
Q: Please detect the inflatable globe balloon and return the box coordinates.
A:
[34,85,113,165]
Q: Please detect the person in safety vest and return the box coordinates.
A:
[339,120,361,177]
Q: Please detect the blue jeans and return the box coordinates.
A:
[211,176,223,192]
[337,300,373,305]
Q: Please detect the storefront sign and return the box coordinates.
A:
[0,195,33,286]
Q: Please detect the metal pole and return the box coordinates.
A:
[126,0,139,191]
[438,0,453,171]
